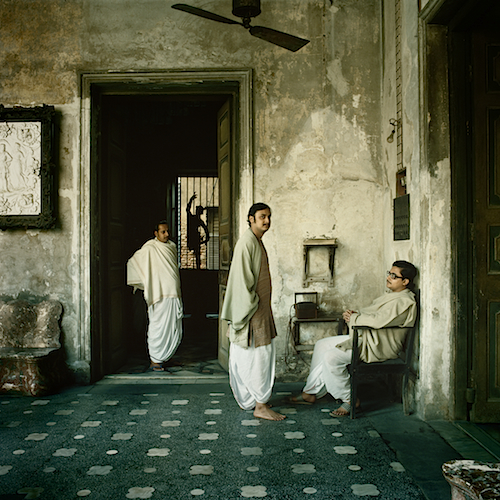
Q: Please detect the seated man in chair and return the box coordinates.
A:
[292,260,417,417]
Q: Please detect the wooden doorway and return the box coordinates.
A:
[449,3,500,422]
[470,32,500,421]
[83,71,253,382]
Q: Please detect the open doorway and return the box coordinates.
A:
[91,92,230,377]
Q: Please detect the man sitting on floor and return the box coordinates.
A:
[292,260,417,417]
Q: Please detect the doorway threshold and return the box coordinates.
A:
[98,371,228,385]
[453,421,500,461]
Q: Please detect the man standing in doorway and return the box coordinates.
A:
[127,221,183,371]
[221,203,285,421]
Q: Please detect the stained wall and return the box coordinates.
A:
[0,0,454,417]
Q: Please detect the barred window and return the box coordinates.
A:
[178,177,219,270]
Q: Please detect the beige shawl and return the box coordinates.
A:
[336,288,417,363]
[127,238,181,307]
[220,228,262,348]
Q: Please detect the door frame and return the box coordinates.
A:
[420,0,498,420]
[419,1,470,420]
[79,69,253,381]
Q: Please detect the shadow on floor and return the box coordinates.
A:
[118,314,220,375]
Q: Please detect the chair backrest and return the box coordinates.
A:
[402,289,420,367]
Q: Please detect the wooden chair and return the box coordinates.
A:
[347,291,420,419]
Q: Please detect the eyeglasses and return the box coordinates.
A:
[387,271,404,280]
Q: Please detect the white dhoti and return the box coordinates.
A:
[302,335,352,402]
[147,297,183,364]
[229,338,276,410]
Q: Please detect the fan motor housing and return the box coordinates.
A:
[232,0,261,19]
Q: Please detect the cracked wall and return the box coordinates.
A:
[0,0,453,417]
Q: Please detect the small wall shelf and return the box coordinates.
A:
[302,238,337,287]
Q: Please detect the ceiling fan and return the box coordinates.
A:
[172,0,310,52]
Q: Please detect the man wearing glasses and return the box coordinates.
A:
[292,260,417,417]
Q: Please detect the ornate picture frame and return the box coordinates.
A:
[0,105,56,229]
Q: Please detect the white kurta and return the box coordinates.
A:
[127,238,183,363]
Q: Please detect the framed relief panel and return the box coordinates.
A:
[0,105,56,229]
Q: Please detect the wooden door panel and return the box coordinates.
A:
[472,34,500,421]
[106,123,127,373]
[91,96,128,378]
[218,99,232,371]
[487,302,500,400]
[218,101,231,270]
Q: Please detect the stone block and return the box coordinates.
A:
[0,299,65,396]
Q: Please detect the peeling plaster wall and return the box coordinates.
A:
[381,0,453,419]
[0,0,390,385]
[416,22,453,420]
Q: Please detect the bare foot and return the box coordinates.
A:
[254,403,286,421]
[291,392,316,404]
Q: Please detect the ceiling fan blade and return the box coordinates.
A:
[249,26,310,52]
[172,4,241,25]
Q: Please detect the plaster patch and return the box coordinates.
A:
[327,59,349,96]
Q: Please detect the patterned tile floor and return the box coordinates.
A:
[0,382,429,500]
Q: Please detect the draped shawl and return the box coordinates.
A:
[126,238,181,307]
[336,288,417,363]
[220,228,262,348]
